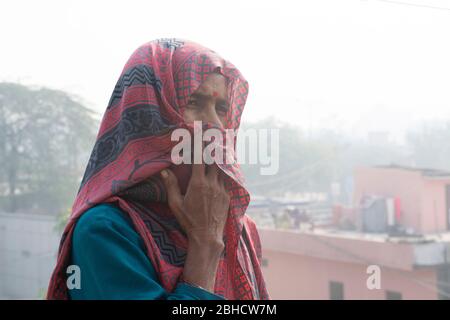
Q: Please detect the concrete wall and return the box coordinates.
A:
[261,249,438,300]
[0,213,59,299]
[258,227,449,300]
[259,228,418,271]
[421,179,449,233]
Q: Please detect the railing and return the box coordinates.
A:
[246,201,334,230]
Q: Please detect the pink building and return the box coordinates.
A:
[353,165,450,234]
[258,165,450,300]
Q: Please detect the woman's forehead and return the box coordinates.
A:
[194,73,228,96]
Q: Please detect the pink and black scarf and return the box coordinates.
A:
[47,38,269,300]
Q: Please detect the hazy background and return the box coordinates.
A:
[1,0,450,300]
[2,0,450,142]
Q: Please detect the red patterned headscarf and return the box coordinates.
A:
[47,38,269,300]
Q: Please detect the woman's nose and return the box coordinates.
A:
[201,105,223,128]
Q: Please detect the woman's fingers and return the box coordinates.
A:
[160,169,183,213]
[218,168,228,189]
[207,164,219,183]
[191,140,205,181]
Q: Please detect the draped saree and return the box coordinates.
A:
[47,38,269,300]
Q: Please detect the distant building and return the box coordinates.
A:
[354,164,450,234]
[259,165,450,299]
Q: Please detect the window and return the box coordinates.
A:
[329,281,344,300]
[386,290,402,300]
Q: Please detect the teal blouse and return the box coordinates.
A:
[69,203,225,300]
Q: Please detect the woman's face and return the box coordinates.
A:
[182,72,229,128]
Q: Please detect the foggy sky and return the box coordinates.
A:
[1,0,450,143]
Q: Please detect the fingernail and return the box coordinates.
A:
[161,170,168,178]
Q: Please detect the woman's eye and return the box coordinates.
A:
[216,104,228,114]
[188,100,198,106]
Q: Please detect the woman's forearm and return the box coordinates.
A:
[182,235,224,292]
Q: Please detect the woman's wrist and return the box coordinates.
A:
[187,238,224,263]
[188,231,224,250]
[182,238,224,292]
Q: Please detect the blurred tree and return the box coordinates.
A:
[0,83,98,215]
[406,120,450,171]
[240,118,342,197]
[240,117,409,200]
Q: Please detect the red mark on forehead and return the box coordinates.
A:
[212,91,218,97]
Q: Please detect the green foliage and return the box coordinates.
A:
[54,207,71,235]
[37,287,47,300]
[0,83,99,215]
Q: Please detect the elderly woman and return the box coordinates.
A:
[47,38,269,300]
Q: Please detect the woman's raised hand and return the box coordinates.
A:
[160,143,230,292]
[160,146,230,248]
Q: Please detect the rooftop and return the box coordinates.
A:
[259,227,450,271]
[374,164,450,178]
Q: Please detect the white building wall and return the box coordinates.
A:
[0,213,59,299]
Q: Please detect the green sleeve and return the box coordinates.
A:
[69,203,225,300]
